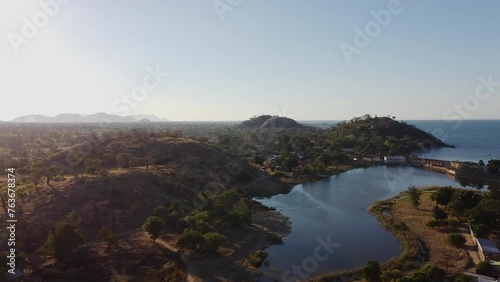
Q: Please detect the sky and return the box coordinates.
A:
[1,0,499,121]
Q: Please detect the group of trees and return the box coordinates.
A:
[329,115,449,157]
[426,186,500,236]
[147,189,258,254]
[456,159,500,189]
[38,211,84,259]
[363,260,455,282]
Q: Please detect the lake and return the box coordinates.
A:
[256,166,465,281]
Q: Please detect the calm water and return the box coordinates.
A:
[411,120,500,162]
[257,166,466,281]
[256,120,499,281]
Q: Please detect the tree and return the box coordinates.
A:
[98,226,117,250]
[447,196,466,220]
[240,198,258,224]
[476,261,493,276]
[380,269,403,282]
[143,216,165,244]
[84,158,102,175]
[330,152,351,169]
[362,260,382,282]
[201,232,226,253]
[447,233,466,247]
[407,186,422,209]
[116,153,132,168]
[453,274,469,282]
[432,206,448,220]
[178,228,204,250]
[430,186,454,207]
[254,155,265,166]
[42,211,84,259]
[44,165,60,185]
[420,265,446,281]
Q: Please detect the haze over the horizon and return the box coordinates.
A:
[1,1,499,121]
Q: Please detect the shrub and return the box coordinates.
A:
[247,250,268,268]
[143,216,165,244]
[362,260,381,282]
[40,211,84,259]
[98,226,117,248]
[432,206,448,220]
[476,261,493,276]
[381,269,403,282]
[269,234,283,245]
[426,220,441,228]
[178,228,204,250]
[201,232,226,253]
[447,233,466,247]
[420,265,446,281]
[453,273,470,282]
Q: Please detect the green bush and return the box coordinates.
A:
[381,268,403,282]
[432,206,448,220]
[143,216,165,243]
[426,220,441,228]
[247,250,268,268]
[447,233,466,247]
[476,261,493,276]
[362,260,381,282]
[201,232,226,253]
[40,211,84,259]
[269,234,283,245]
[178,228,204,250]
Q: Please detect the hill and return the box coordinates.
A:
[1,136,290,280]
[16,137,286,242]
[330,115,453,155]
[239,115,302,129]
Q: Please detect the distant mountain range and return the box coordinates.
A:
[7,113,169,123]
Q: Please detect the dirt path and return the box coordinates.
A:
[134,231,200,282]
[86,228,199,282]
[154,236,199,282]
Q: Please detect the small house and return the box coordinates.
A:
[476,238,500,263]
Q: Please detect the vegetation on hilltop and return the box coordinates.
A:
[328,115,452,156]
[239,115,303,129]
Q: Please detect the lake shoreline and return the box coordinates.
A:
[309,186,475,281]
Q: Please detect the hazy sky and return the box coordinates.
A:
[1,0,499,121]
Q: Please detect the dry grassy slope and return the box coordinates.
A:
[390,192,473,273]
[16,137,286,251]
[43,137,286,196]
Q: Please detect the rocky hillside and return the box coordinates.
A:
[239,115,302,129]
[330,115,453,155]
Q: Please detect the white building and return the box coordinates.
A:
[476,238,500,263]
[384,156,406,164]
